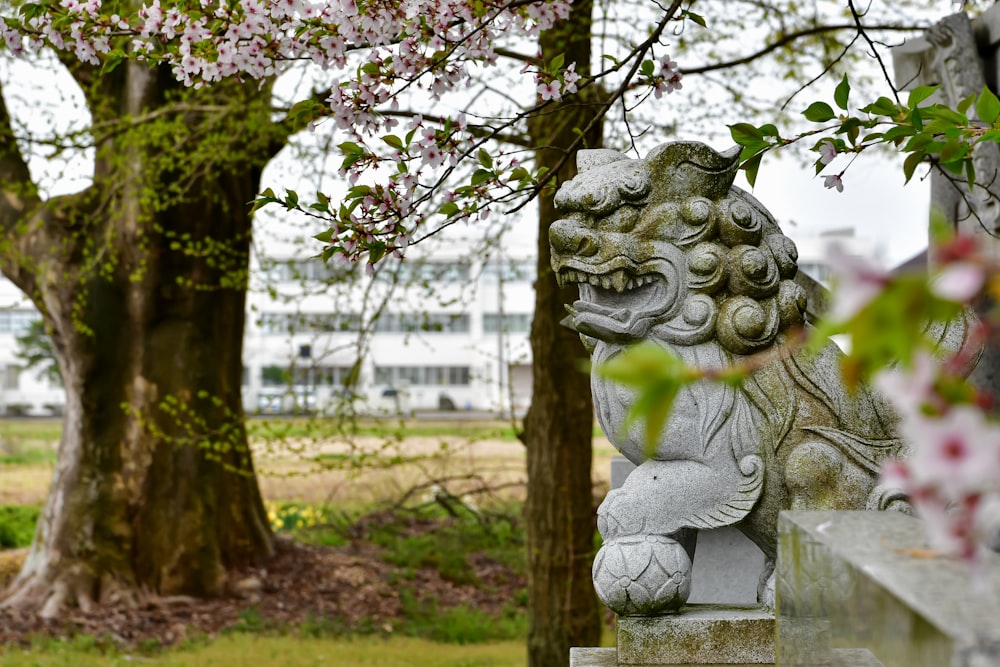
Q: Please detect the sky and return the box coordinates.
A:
[739,150,930,268]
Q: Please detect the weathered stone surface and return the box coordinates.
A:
[610,455,766,606]
[570,647,619,667]
[549,141,940,619]
[593,533,692,614]
[892,9,1000,430]
[777,511,1000,667]
[617,606,774,664]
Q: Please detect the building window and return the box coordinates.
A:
[482,261,534,283]
[0,309,40,335]
[380,260,471,284]
[483,313,532,333]
[374,366,471,386]
[3,365,21,390]
[798,263,832,283]
[259,258,354,284]
[258,312,362,335]
[261,364,355,386]
[261,365,288,387]
[374,312,469,334]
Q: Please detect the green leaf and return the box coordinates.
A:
[907,85,938,108]
[382,135,404,150]
[346,184,372,199]
[758,124,780,138]
[966,157,976,190]
[920,118,957,136]
[861,97,898,117]
[883,125,915,144]
[902,151,924,184]
[682,9,707,27]
[922,104,968,126]
[957,92,977,116]
[478,148,493,168]
[368,243,386,265]
[313,228,334,243]
[640,59,655,78]
[549,53,565,73]
[338,141,363,155]
[834,74,850,111]
[741,152,764,188]
[939,139,967,163]
[803,101,836,123]
[438,202,460,217]
[977,85,1000,125]
[729,122,764,144]
[100,51,125,76]
[249,188,278,215]
[471,169,493,186]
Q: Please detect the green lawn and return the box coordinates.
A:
[1,635,526,666]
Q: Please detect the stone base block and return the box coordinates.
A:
[617,605,774,664]
[570,647,618,667]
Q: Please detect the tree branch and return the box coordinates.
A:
[680,22,926,76]
[0,77,43,291]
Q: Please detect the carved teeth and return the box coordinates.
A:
[561,269,658,291]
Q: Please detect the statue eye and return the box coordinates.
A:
[617,167,651,202]
[580,186,617,215]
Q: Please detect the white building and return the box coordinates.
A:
[0,279,63,416]
[0,227,884,417]
[791,226,884,287]
[241,248,535,416]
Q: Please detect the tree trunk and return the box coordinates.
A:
[524,2,604,665]
[0,61,280,616]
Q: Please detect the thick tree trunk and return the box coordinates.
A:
[524,3,603,665]
[0,62,277,616]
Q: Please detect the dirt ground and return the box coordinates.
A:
[0,427,618,647]
[0,527,523,647]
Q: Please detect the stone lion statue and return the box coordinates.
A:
[549,141,975,615]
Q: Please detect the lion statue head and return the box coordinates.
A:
[550,141,807,356]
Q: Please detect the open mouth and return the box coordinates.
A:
[559,264,677,342]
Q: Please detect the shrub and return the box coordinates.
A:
[0,505,40,548]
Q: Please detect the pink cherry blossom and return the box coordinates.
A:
[901,407,1000,496]
[825,243,888,321]
[818,141,837,165]
[931,261,985,303]
[823,173,844,192]
[874,351,939,418]
[537,81,560,101]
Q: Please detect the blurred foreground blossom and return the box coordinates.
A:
[826,244,888,321]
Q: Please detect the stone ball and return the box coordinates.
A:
[592,534,692,616]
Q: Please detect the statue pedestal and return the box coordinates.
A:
[618,606,774,665]
[570,605,774,666]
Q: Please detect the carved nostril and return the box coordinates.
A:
[550,220,600,257]
[577,236,599,256]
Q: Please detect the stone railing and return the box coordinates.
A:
[777,511,1000,667]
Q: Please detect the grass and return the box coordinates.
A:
[0,420,62,444]
[248,417,524,443]
[395,590,528,644]
[0,419,59,467]
[0,417,615,662]
[0,635,528,666]
[0,504,40,548]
